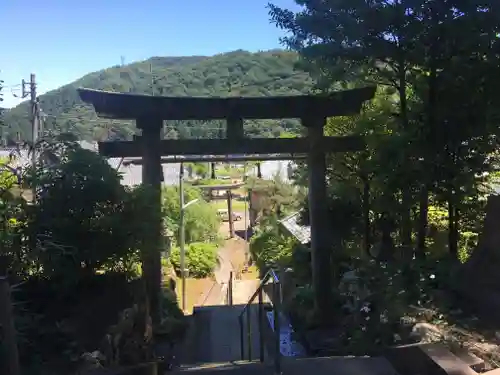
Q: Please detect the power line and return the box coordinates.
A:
[3,84,21,89]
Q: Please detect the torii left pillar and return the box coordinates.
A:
[138,117,163,328]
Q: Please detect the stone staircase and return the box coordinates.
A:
[172,303,399,375]
[100,294,500,375]
[385,342,500,375]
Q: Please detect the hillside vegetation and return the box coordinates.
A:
[2,50,315,142]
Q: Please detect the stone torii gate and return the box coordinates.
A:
[78,87,376,325]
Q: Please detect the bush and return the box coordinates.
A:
[28,145,137,278]
[170,242,218,278]
[249,217,297,272]
[159,289,187,340]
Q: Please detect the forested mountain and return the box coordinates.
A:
[2,50,315,142]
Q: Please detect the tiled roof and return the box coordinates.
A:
[279,211,310,244]
[0,142,181,188]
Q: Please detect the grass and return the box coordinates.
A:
[211,199,248,211]
[216,167,245,178]
[175,277,215,315]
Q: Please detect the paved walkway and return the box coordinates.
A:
[214,247,233,285]
[232,279,260,305]
[198,222,254,307]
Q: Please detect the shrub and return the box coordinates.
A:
[29,146,137,278]
[170,242,218,278]
[249,218,297,272]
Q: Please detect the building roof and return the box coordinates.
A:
[0,142,290,188]
[279,211,311,245]
[0,142,157,188]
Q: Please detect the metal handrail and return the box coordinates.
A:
[225,271,234,306]
[238,268,282,375]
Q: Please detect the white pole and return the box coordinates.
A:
[244,163,248,243]
[179,163,186,312]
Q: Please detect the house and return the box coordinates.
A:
[278,211,311,245]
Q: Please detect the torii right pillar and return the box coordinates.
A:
[305,116,333,324]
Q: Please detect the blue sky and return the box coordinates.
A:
[0,0,300,108]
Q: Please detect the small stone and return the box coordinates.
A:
[474,342,498,353]
[494,331,500,344]
[410,322,444,343]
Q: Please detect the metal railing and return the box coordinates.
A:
[238,268,282,375]
[226,271,234,306]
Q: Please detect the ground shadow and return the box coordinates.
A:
[235,227,253,241]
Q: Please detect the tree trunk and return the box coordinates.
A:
[397,64,412,252]
[400,189,413,251]
[417,7,437,259]
[416,185,429,258]
[362,176,371,256]
[447,193,459,257]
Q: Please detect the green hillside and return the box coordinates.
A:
[2,50,315,142]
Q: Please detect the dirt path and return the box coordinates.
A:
[194,222,256,307]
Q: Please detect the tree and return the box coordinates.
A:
[269,0,500,261]
[246,173,300,219]
[162,185,220,244]
[28,143,136,279]
[269,0,428,255]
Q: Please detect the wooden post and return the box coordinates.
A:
[256,163,262,178]
[137,117,163,328]
[227,116,244,141]
[211,162,216,179]
[227,189,235,238]
[304,116,333,323]
[0,277,20,375]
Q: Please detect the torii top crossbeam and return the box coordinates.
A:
[78,87,376,124]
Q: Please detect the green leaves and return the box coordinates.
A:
[29,141,137,277]
[162,185,220,245]
[170,242,218,278]
[273,0,500,258]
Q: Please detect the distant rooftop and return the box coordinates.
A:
[0,141,289,188]
[0,141,179,188]
[279,211,310,245]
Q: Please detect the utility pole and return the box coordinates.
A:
[21,74,38,201]
[179,162,200,313]
[150,63,156,96]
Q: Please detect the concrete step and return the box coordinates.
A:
[419,343,478,375]
[191,304,264,363]
[174,360,270,374]
[385,342,479,375]
[452,347,485,372]
[172,356,399,375]
[484,369,500,375]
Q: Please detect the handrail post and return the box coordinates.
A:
[258,286,265,363]
[239,315,245,360]
[273,280,282,375]
[229,271,233,306]
[238,269,282,368]
[246,307,252,360]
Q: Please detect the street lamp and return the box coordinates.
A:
[179,162,200,312]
